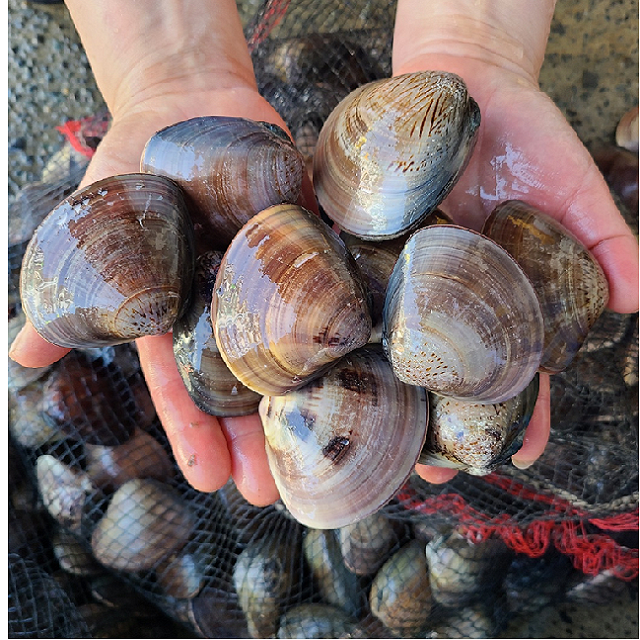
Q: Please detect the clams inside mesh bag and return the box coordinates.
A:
[8,3,639,639]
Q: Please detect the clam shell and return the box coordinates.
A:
[369,540,432,636]
[383,224,544,402]
[212,204,372,396]
[615,105,639,153]
[338,511,400,576]
[141,116,305,250]
[173,251,262,416]
[313,71,480,240]
[91,478,196,572]
[419,374,539,475]
[259,344,427,529]
[36,454,95,534]
[277,603,357,639]
[84,428,175,490]
[482,200,609,374]
[20,173,195,349]
[303,529,360,617]
[233,535,297,639]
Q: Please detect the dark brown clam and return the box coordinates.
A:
[313,71,480,240]
[212,203,372,396]
[482,200,610,374]
[173,251,261,416]
[20,173,195,349]
[419,374,539,475]
[258,344,427,529]
[383,224,544,403]
[141,116,305,250]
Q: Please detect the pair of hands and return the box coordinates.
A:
[10,1,639,506]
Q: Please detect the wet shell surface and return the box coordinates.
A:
[419,374,539,475]
[141,116,305,250]
[313,71,480,239]
[212,204,372,396]
[277,603,357,639]
[20,173,195,349]
[258,344,428,529]
[383,224,544,403]
[173,251,262,416]
[482,200,610,374]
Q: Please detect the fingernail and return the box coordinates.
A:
[8,325,28,361]
[512,458,535,470]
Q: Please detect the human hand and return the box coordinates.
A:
[393,0,640,484]
[9,0,286,505]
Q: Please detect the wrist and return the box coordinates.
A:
[393,0,556,83]
[65,0,257,119]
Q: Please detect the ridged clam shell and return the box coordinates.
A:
[383,225,544,402]
[482,200,610,374]
[141,116,305,250]
[91,478,196,572]
[212,204,372,396]
[313,71,480,240]
[173,251,261,416]
[419,374,539,475]
[258,344,427,529]
[277,603,357,639]
[20,173,194,349]
[369,540,432,636]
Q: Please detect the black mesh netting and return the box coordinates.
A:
[8,1,639,638]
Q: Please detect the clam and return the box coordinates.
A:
[482,200,609,373]
[303,529,360,617]
[419,374,539,475]
[84,427,175,490]
[91,478,196,572]
[258,344,428,529]
[35,454,96,534]
[233,535,298,639]
[52,528,103,577]
[277,603,357,639]
[9,379,61,449]
[40,352,138,446]
[313,71,480,240]
[425,531,509,608]
[212,203,372,396]
[155,550,205,599]
[369,540,432,636]
[383,224,544,402]
[425,605,494,639]
[615,105,639,152]
[338,511,400,576]
[341,209,453,328]
[141,116,305,250]
[20,173,195,349]
[173,251,262,416]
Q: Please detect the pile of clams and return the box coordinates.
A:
[19,70,610,529]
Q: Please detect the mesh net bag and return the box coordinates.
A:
[8,1,639,638]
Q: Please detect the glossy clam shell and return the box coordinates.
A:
[173,251,261,416]
[141,116,305,250]
[383,224,544,402]
[341,209,453,326]
[419,374,539,475]
[313,71,480,240]
[212,204,372,396]
[258,344,428,529]
[482,200,610,374]
[20,173,195,349]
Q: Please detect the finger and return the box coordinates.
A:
[414,465,459,484]
[511,373,551,469]
[220,414,280,507]
[136,333,232,492]
[9,322,71,367]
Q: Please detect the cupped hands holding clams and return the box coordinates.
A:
[10,0,639,517]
